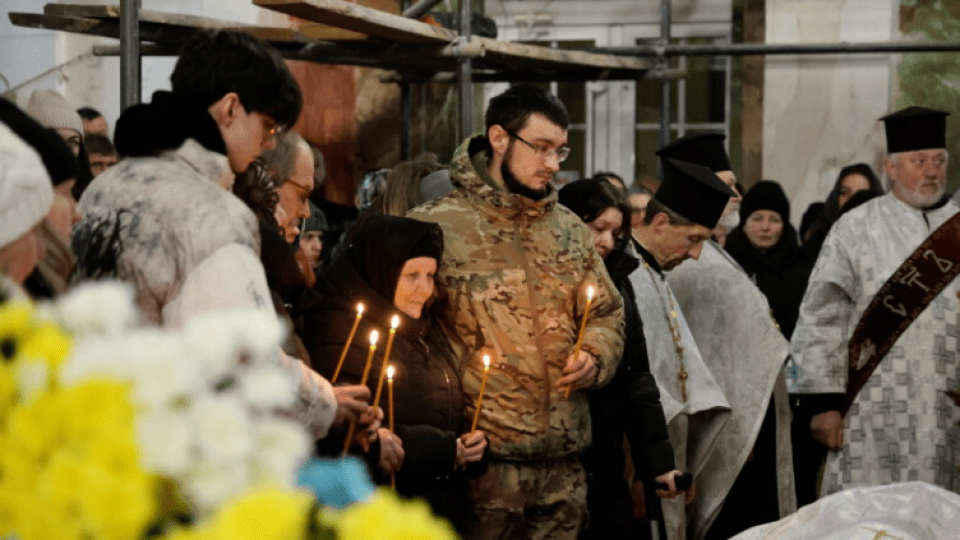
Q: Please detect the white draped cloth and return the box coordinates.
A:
[791,193,960,496]
[629,249,731,540]
[730,481,960,540]
[667,240,797,538]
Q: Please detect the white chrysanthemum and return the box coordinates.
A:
[136,410,193,476]
[125,331,202,409]
[237,364,297,410]
[182,312,247,383]
[190,393,255,464]
[251,417,311,487]
[14,360,49,401]
[184,459,253,516]
[52,282,137,338]
[60,336,134,385]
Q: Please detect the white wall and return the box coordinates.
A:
[763,0,898,227]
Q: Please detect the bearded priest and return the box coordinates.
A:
[791,106,960,497]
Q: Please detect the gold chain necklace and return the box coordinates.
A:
[641,258,689,402]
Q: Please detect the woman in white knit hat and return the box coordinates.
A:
[0,121,54,300]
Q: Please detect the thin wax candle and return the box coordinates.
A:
[469,354,491,435]
[566,286,595,398]
[342,330,379,456]
[331,303,364,383]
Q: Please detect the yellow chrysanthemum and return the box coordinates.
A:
[0,302,34,357]
[206,487,314,540]
[19,321,72,373]
[77,462,157,540]
[321,489,458,540]
[59,379,135,443]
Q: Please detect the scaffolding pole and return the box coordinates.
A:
[119,0,140,111]
[458,0,473,142]
[591,41,960,57]
[657,0,671,152]
[403,0,445,19]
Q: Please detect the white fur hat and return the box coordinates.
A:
[25,88,83,136]
[0,122,54,248]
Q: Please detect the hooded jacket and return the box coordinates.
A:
[73,91,337,438]
[407,136,625,461]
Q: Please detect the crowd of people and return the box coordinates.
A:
[2,28,958,540]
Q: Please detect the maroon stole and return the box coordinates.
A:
[843,211,960,416]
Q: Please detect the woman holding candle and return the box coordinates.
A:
[558,178,683,540]
[304,215,487,534]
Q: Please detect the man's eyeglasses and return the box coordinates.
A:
[506,131,571,163]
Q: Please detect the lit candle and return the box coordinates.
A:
[387,364,396,489]
[387,365,395,433]
[566,285,595,398]
[372,315,400,411]
[469,354,492,435]
[331,303,364,384]
[342,329,379,455]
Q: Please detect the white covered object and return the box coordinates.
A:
[731,481,960,540]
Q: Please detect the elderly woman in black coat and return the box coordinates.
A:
[304,215,486,533]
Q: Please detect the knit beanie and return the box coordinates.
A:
[740,180,790,223]
[0,97,79,186]
[302,202,329,233]
[0,122,54,248]
[25,89,83,136]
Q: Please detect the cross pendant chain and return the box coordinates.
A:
[678,364,689,402]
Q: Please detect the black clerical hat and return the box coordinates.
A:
[655,133,731,172]
[653,158,736,228]
[881,106,949,153]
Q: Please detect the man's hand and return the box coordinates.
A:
[455,431,487,468]
[555,350,598,396]
[376,428,404,474]
[653,470,684,499]
[332,384,371,427]
[811,410,844,449]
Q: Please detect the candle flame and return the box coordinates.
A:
[369,330,379,345]
[483,354,491,369]
[391,315,400,329]
[387,365,395,379]
[357,303,365,315]
[586,286,595,301]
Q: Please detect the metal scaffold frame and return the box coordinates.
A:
[9,0,960,158]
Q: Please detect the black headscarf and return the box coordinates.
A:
[344,215,443,302]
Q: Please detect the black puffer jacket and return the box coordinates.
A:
[303,216,483,534]
[580,246,675,538]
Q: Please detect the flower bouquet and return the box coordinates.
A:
[0,283,458,540]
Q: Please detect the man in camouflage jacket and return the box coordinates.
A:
[408,84,625,539]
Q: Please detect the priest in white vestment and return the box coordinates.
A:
[657,134,796,540]
[629,157,736,540]
[791,106,960,496]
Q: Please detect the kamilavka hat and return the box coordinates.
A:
[653,158,736,229]
[881,106,949,153]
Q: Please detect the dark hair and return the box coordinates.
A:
[810,163,883,236]
[592,171,626,192]
[233,158,280,226]
[171,30,302,128]
[484,84,568,135]
[642,198,694,226]
[76,107,103,121]
[558,178,633,242]
[84,133,116,156]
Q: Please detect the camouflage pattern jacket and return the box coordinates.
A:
[408,136,625,461]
